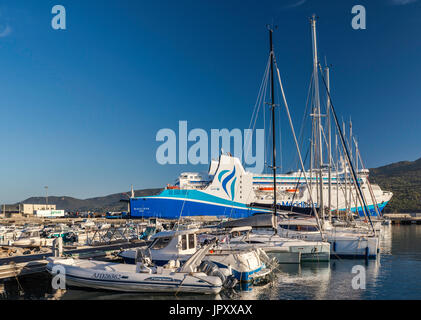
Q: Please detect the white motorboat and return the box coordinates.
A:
[118,228,272,283]
[8,228,54,247]
[46,243,226,295]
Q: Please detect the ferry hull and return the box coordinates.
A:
[348,202,389,217]
[130,194,269,219]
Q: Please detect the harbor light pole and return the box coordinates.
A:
[45,186,48,209]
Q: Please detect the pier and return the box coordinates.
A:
[384,213,421,225]
[0,240,146,280]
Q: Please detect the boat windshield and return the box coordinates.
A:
[150,237,172,249]
[279,224,319,232]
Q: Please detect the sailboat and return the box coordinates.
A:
[275,15,380,258]
[223,25,330,263]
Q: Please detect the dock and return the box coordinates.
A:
[384,213,421,225]
[0,240,146,280]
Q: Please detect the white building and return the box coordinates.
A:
[19,204,56,215]
[35,209,65,218]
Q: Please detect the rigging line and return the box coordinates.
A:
[248,58,270,140]
[263,83,266,173]
[335,143,351,203]
[288,145,311,215]
[354,137,381,217]
[320,119,353,206]
[293,72,314,170]
[277,89,283,172]
[244,56,270,169]
[273,57,325,239]
[261,68,270,173]
[328,141,348,199]
[262,67,271,173]
[176,190,190,231]
[317,62,375,233]
[247,55,271,131]
[245,59,270,162]
[266,109,273,172]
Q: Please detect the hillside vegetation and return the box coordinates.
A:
[370,158,421,213]
[21,188,162,213]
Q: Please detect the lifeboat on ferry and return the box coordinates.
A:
[166,184,180,190]
[259,187,274,191]
[285,189,298,193]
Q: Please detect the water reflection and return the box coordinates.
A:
[48,289,222,300]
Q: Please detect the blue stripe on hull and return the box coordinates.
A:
[130,197,267,219]
[337,202,389,217]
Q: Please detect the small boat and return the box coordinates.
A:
[228,227,330,263]
[119,228,272,283]
[381,219,391,226]
[79,219,95,230]
[46,243,226,295]
[9,229,54,247]
[278,217,379,258]
[217,216,330,263]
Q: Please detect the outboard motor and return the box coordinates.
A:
[197,261,237,289]
[197,260,218,274]
[210,269,226,284]
[223,275,238,289]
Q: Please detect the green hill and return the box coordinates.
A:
[370,158,421,213]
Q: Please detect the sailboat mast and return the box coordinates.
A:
[269,27,277,225]
[325,64,332,221]
[336,133,339,213]
[349,118,353,214]
[310,15,324,221]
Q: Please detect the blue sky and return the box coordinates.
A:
[0,0,420,203]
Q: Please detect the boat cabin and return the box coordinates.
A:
[147,229,199,256]
[278,219,320,232]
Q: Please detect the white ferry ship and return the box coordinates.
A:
[129,153,392,219]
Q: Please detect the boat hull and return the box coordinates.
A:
[277,230,378,258]
[46,259,222,295]
[118,249,266,283]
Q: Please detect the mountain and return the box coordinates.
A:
[370,158,421,213]
[20,188,162,213]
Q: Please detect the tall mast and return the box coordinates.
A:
[269,26,277,229]
[349,118,353,214]
[317,63,376,232]
[342,120,348,215]
[310,15,324,222]
[336,133,339,213]
[354,138,360,214]
[325,63,332,221]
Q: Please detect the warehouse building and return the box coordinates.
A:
[1,203,57,217]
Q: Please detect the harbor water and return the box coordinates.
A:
[1,224,421,300]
